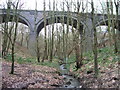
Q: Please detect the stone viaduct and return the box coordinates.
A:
[0,9,120,53]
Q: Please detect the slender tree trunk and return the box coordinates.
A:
[2,31,8,57]
[75,35,81,69]
[111,3,118,53]
[10,45,14,74]
[36,37,40,62]
[55,6,60,58]
[2,14,9,57]
[117,22,120,88]
[6,24,13,53]
[50,0,55,62]
[66,1,70,59]
[79,1,85,66]
[10,23,18,74]
[47,0,51,61]
[10,1,19,74]
[114,0,120,87]
[42,0,47,62]
[73,0,82,69]
[20,33,24,46]
[34,1,40,63]
[107,1,112,46]
[26,35,29,49]
[91,0,98,78]
[71,14,81,70]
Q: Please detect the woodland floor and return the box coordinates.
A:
[2,60,64,88]
[1,43,120,88]
[70,60,119,88]
[2,59,119,89]
[78,68,119,88]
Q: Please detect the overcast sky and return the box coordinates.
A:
[0,0,109,13]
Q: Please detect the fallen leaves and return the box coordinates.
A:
[2,60,64,88]
[75,62,119,88]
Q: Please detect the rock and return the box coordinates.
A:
[63,67,67,69]
[101,71,105,73]
[69,79,73,81]
[46,80,49,82]
[63,77,67,80]
[64,85,68,87]
[66,81,71,85]
[87,70,93,74]
[53,77,58,79]
[50,84,60,87]
[113,77,118,80]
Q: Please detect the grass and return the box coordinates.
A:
[4,53,59,69]
[4,53,36,64]
[65,56,76,70]
[3,46,118,73]
[4,53,13,62]
[17,57,36,64]
[36,59,59,69]
[68,46,118,73]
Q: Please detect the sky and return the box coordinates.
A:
[0,0,109,13]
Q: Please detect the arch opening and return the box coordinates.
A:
[96,24,118,48]
[37,22,84,59]
[1,14,29,26]
[37,16,84,35]
[96,19,120,29]
[0,13,30,48]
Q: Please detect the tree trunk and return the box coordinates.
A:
[26,35,29,49]
[50,0,55,62]
[73,0,82,70]
[36,37,40,62]
[110,1,118,53]
[107,1,112,46]
[91,1,98,78]
[2,19,9,58]
[10,1,19,74]
[114,0,120,87]
[10,45,14,74]
[42,0,48,62]
[20,33,24,46]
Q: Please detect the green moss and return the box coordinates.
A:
[3,46,117,72]
[37,60,59,69]
[68,46,118,74]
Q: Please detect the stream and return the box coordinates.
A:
[59,64,82,88]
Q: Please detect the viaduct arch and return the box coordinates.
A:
[0,13,31,29]
[0,9,120,53]
[36,15,84,35]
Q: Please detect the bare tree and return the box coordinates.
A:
[74,0,83,69]
[106,0,112,46]
[1,0,23,74]
[114,0,120,88]
[47,0,52,61]
[25,32,29,49]
[42,0,48,62]
[49,0,55,62]
[91,0,98,78]
[34,1,41,63]
[20,26,24,46]
[61,1,66,62]
[2,2,11,58]
[8,1,20,74]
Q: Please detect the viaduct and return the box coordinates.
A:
[0,9,120,53]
